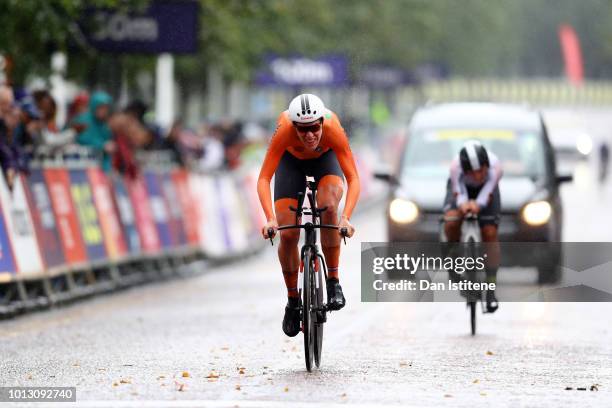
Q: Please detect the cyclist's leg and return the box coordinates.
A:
[479,187,501,312]
[274,152,306,299]
[317,175,343,280]
[443,178,463,242]
[311,150,345,310]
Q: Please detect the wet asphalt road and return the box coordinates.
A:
[2,111,612,407]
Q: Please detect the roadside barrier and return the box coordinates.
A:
[0,147,383,319]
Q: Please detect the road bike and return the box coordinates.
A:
[268,177,348,371]
[440,213,497,335]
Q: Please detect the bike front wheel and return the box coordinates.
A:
[302,248,315,372]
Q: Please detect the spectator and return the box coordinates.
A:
[160,119,186,166]
[109,112,139,179]
[0,86,30,188]
[66,91,89,126]
[198,124,225,171]
[33,90,78,147]
[74,91,115,171]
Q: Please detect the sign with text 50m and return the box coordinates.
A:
[81,1,199,54]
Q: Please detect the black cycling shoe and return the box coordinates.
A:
[282,297,302,337]
[486,290,499,313]
[326,278,346,311]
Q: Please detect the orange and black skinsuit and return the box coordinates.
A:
[257,110,360,299]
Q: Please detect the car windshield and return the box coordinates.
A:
[401,129,547,179]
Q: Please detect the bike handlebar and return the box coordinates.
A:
[267,225,349,245]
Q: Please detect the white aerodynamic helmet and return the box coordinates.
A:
[287,94,326,124]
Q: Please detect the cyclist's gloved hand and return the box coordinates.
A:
[262,218,279,239]
[459,202,472,215]
[338,216,355,238]
[468,200,481,214]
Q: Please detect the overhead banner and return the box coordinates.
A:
[255,55,349,87]
[81,1,199,54]
[45,168,88,265]
[25,169,65,269]
[358,65,413,88]
[88,168,127,259]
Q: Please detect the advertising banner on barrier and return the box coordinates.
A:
[143,172,172,249]
[44,168,88,265]
[68,169,107,262]
[0,200,16,279]
[25,169,65,269]
[172,169,199,245]
[125,176,160,253]
[0,174,44,276]
[160,172,187,246]
[88,168,127,259]
[240,171,266,238]
[217,176,249,253]
[187,173,208,249]
[110,175,141,254]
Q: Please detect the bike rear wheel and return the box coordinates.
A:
[302,249,315,372]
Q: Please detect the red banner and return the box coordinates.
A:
[172,169,200,245]
[44,168,87,264]
[558,24,584,86]
[125,176,160,253]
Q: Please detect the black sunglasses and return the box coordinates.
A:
[294,122,322,134]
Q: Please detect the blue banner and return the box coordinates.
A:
[111,176,141,254]
[255,55,349,86]
[143,172,173,249]
[25,170,65,268]
[0,201,16,274]
[68,170,107,261]
[81,1,199,54]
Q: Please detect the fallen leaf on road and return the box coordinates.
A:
[176,382,186,392]
[157,376,165,380]
[26,374,32,380]
[221,346,229,351]
[473,379,479,384]
[480,392,487,396]
[399,361,411,367]
[239,369,245,375]
[182,371,190,378]
[590,384,599,391]
[120,378,132,384]
[206,372,220,379]
[284,386,289,392]
[341,393,347,398]
[112,382,119,387]
[486,351,494,356]
[444,394,453,398]
[235,385,241,391]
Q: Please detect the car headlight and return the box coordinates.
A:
[389,198,419,223]
[576,133,592,156]
[522,201,552,226]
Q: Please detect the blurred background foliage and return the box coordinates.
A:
[2,0,612,87]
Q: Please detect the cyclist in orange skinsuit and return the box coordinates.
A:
[257,94,360,337]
